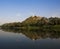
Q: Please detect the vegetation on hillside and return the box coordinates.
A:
[1,16,60,30]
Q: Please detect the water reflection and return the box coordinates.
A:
[1,28,60,40]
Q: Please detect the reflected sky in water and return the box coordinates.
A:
[0,30,60,49]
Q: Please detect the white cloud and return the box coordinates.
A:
[16,13,21,17]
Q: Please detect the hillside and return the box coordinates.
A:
[22,16,42,24]
[21,16,48,26]
[1,15,60,30]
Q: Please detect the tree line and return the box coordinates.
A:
[1,16,60,29]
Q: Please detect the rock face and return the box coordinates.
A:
[22,16,42,24]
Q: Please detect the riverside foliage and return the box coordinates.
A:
[1,16,60,30]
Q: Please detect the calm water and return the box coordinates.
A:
[0,29,60,49]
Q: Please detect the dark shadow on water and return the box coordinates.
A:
[1,28,60,40]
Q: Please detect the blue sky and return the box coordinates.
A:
[0,0,60,24]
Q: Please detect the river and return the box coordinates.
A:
[0,29,60,49]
